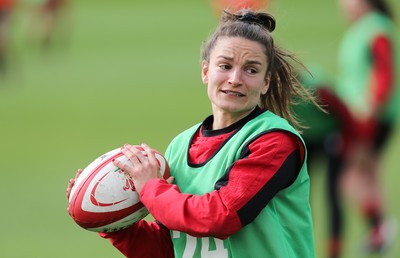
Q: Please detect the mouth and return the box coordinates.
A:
[221,90,245,97]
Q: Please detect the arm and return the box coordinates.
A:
[370,34,394,113]
[344,34,394,140]
[140,131,303,239]
[99,220,174,258]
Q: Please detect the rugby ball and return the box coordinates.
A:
[68,147,170,233]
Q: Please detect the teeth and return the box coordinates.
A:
[223,90,243,96]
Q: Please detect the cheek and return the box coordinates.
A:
[206,84,215,101]
[249,79,268,97]
[207,71,227,89]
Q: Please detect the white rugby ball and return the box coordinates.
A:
[68,147,170,232]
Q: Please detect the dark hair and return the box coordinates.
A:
[366,0,393,20]
[201,9,321,131]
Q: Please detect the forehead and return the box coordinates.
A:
[211,37,267,62]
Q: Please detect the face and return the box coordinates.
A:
[339,0,370,22]
[201,37,270,126]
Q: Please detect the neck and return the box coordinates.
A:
[211,107,257,130]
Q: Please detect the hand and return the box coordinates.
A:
[66,168,82,200]
[113,144,168,194]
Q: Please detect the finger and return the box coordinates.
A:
[75,168,83,179]
[166,176,175,184]
[141,144,158,166]
[112,158,132,173]
[122,144,144,166]
[67,178,74,188]
[66,178,74,199]
[66,167,83,200]
[131,145,147,163]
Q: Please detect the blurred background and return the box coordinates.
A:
[0,0,399,257]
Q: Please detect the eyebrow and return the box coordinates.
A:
[216,55,263,66]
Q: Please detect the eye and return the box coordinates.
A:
[245,67,258,74]
[219,64,231,70]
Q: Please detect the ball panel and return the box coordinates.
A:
[80,154,139,212]
[73,202,146,229]
[86,206,149,233]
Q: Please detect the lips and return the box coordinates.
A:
[221,90,245,97]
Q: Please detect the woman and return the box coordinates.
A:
[67,9,318,258]
[330,0,399,256]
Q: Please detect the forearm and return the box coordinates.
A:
[140,180,241,239]
[99,220,174,258]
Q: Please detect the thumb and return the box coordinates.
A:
[166,176,175,184]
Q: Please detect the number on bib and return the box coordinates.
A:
[172,231,228,258]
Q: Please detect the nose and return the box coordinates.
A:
[228,69,242,86]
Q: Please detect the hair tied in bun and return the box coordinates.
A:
[237,11,275,32]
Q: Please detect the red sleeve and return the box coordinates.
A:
[370,34,393,111]
[99,220,174,258]
[140,132,303,239]
[317,87,354,128]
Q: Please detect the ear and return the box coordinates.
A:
[262,73,271,95]
[201,60,209,84]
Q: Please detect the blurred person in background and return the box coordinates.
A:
[0,0,16,77]
[26,0,70,51]
[296,68,354,258]
[210,0,269,17]
[330,0,399,256]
